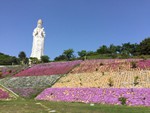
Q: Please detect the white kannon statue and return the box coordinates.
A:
[30,19,46,60]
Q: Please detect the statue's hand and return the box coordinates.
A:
[41,32,44,37]
[33,28,37,36]
[35,32,38,36]
[33,30,38,37]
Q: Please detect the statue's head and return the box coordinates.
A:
[37,19,43,28]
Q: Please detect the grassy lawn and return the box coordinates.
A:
[0,99,150,113]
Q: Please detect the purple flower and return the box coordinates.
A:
[36,88,150,106]
[0,88,10,99]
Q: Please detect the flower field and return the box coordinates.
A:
[8,88,43,98]
[14,60,82,77]
[0,85,17,100]
[0,75,63,98]
[0,75,62,88]
[34,59,150,106]
[52,59,150,88]
[36,88,150,106]
[138,60,150,69]
[0,87,10,99]
[1,59,150,106]
[70,59,150,74]
[53,70,150,88]
[0,65,28,78]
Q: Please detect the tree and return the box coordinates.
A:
[29,57,39,64]
[130,43,139,56]
[63,49,74,61]
[18,51,27,64]
[96,45,109,54]
[54,55,67,61]
[86,51,97,56]
[139,38,150,55]
[11,56,19,65]
[41,55,50,63]
[24,58,29,64]
[78,50,87,60]
[18,51,26,60]
[115,45,122,54]
[108,44,117,54]
[0,52,19,65]
[121,43,132,56]
[121,42,139,56]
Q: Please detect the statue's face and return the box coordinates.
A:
[37,24,42,28]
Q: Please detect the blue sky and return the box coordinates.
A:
[0,0,150,59]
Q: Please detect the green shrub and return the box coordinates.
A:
[119,97,127,105]
[95,68,98,71]
[102,72,105,75]
[131,61,137,68]
[99,63,104,66]
[134,76,139,86]
[108,78,113,87]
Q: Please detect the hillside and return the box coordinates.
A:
[1,59,150,106]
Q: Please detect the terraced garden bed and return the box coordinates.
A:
[0,75,63,98]
[36,88,150,106]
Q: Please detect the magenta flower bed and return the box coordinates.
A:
[137,60,150,69]
[36,88,150,106]
[15,60,82,77]
[0,88,10,99]
[0,66,26,78]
